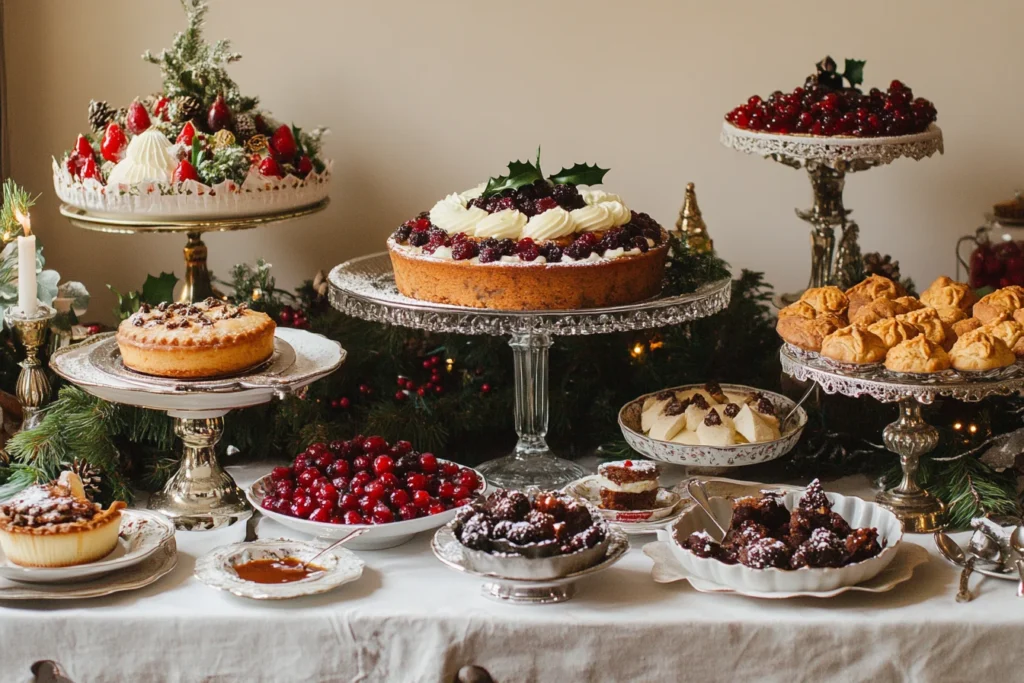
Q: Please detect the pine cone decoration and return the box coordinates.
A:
[63,458,103,498]
[233,113,257,142]
[171,95,203,123]
[87,99,115,132]
[862,252,901,281]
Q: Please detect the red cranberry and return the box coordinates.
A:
[290,498,315,519]
[340,493,360,511]
[427,503,446,516]
[362,435,389,455]
[390,490,411,508]
[438,482,456,499]
[327,460,351,478]
[343,511,365,525]
[393,440,413,456]
[413,490,431,507]
[314,452,334,470]
[329,440,346,453]
[351,483,365,497]
[352,471,373,487]
[378,472,399,490]
[399,504,419,521]
[373,505,395,524]
[353,455,372,472]
[373,455,395,476]
[309,507,331,523]
[297,469,318,488]
[419,453,438,473]
[452,485,471,500]
[364,480,386,501]
[330,512,345,524]
[331,476,351,492]
[406,473,428,491]
[311,476,329,493]
[261,496,278,511]
[359,496,375,514]
[292,456,311,473]
[270,466,292,481]
[307,443,329,457]
[316,483,338,504]
[441,462,459,477]
[458,470,480,490]
[455,498,472,507]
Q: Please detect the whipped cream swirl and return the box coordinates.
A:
[430,193,487,235]
[522,207,576,241]
[106,129,177,185]
[475,209,527,239]
[569,204,615,232]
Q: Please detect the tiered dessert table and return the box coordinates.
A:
[2,465,1022,682]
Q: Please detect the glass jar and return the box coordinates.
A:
[957,195,1024,289]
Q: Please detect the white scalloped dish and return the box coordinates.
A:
[669,491,903,593]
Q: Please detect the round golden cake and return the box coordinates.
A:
[116,298,276,378]
[389,235,669,310]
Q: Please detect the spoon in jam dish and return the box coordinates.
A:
[298,528,370,571]
[685,479,729,542]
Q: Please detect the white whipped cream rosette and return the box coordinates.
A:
[105,129,177,186]
[459,182,486,202]
[430,193,487,235]
[475,209,527,240]
[579,188,624,206]
[522,207,576,241]
[570,204,615,232]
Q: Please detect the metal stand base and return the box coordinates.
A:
[147,412,252,531]
[481,580,575,604]
[877,398,945,533]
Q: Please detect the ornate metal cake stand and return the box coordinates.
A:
[780,345,1024,533]
[329,252,731,489]
[50,327,345,531]
[59,199,328,302]
[721,122,943,303]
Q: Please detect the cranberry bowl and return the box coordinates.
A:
[247,437,487,550]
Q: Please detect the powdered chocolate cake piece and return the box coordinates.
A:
[596,459,660,511]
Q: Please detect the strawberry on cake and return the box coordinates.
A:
[388,152,670,310]
[53,0,330,220]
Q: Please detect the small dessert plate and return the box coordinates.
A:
[0,509,175,584]
[562,475,684,531]
[194,539,364,600]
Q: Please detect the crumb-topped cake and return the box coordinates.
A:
[116,298,275,378]
[388,153,669,310]
[596,459,660,510]
[0,472,126,567]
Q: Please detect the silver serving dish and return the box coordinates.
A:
[432,525,629,604]
[618,383,807,468]
[450,525,611,580]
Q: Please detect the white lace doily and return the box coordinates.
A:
[720,121,944,166]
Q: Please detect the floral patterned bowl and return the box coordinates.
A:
[617,384,807,468]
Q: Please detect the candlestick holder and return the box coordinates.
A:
[4,305,56,431]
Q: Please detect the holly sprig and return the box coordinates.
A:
[843,59,866,87]
[481,148,611,198]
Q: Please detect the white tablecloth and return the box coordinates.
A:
[3,466,1023,683]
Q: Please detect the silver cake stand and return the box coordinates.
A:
[780,345,1024,533]
[329,252,731,489]
[50,327,346,531]
[721,122,943,303]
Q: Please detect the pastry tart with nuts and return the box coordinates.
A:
[116,298,276,379]
[0,472,126,568]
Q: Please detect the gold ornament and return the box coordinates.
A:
[245,134,269,154]
[210,129,236,151]
[675,182,713,253]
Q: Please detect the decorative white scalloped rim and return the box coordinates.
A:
[52,158,332,220]
[720,121,943,165]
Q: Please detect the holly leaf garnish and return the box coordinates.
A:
[140,272,179,305]
[482,159,545,197]
[547,163,609,187]
[843,59,866,87]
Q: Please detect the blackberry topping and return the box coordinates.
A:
[756,397,776,417]
[392,225,412,242]
[409,230,429,247]
[703,408,723,426]
[540,244,563,263]
[478,247,501,264]
[724,403,741,418]
[451,240,479,261]
[495,196,516,212]
[552,183,586,210]
[690,393,710,409]
[564,239,592,261]
[631,235,649,252]
[655,390,675,401]
[479,237,500,251]
[663,398,689,416]
[497,238,517,257]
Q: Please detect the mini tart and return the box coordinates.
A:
[388,237,669,310]
[896,308,948,348]
[799,286,849,316]
[776,308,845,352]
[849,298,910,327]
[884,336,951,374]
[820,325,887,364]
[949,329,1016,371]
[117,299,276,378]
[867,317,920,348]
[953,317,984,338]
[974,287,1024,324]
[984,320,1024,355]
[920,276,976,312]
[0,474,126,568]
[845,275,904,317]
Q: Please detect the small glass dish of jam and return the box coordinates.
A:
[194,540,364,600]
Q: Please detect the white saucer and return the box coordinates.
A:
[0,509,175,584]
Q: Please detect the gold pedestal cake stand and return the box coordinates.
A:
[60,199,329,302]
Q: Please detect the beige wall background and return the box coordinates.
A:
[4,0,1021,322]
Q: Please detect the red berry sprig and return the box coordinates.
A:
[278,305,309,329]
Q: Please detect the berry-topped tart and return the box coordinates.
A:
[388,151,670,310]
[53,0,330,220]
[724,57,937,139]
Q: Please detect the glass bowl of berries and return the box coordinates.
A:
[248,436,487,550]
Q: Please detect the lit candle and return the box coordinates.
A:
[14,209,37,317]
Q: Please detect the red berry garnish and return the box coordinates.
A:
[534,196,558,213]
[340,493,360,511]
[153,96,170,120]
[458,470,480,490]
[172,159,199,183]
[413,489,431,507]
[330,476,350,492]
[364,480,385,501]
[126,99,151,135]
[309,507,331,523]
[343,511,364,525]
[363,436,389,456]
[441,462,460,477]
[207,94,232,133]
[419,453,438,473]
[290,497,315,519]
[378,472,399,490]
[271,466,292,481]
[428,503,446,516]
[373,505,395,524]
[175,121,197,146]
[339,397,351,409]
[352,455,372,472]
[438,482,456,499]
[399,504,419,520]
[358,495,375,514]
[297,155,314,176]
[101,123,128,163]
[297,469,318,488]
[258,156,283,178]
[81,156,101,181]
[406,473,428,491]
[74,135,93,158]
[452,485,471,500]
[393,440,413,456]
[270,124,298,161]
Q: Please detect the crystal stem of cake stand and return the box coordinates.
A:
[876,397,945,533]
[147,413,252,531]
[178,231,216,303]
[4,306,56,431]
[476,331,586,490]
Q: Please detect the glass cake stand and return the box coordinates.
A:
[59,199,329,302]
[721,122,943,304]
[50,327,345,531]
[780,345,1024,533]
[328,252,731,490]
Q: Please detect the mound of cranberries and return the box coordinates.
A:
[260,436,483,525]
[726,64,936,138]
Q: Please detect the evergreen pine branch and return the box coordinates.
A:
[0,179,39,242]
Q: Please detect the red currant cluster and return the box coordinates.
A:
[394,355,447,401]
[260,436,483,525]
[726,80,936,138]
[969,241,1024,289]
[278,305,310,329]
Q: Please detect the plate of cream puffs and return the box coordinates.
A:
[617,383,807,468]
[776,275,1024,378]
